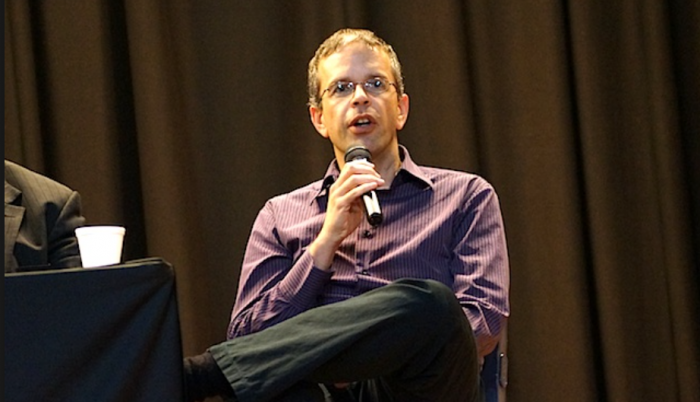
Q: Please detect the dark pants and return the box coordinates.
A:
[209,279,480,402]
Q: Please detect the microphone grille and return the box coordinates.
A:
[344,146,372,163]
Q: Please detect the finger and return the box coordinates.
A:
[340,160,381,178]
[329,177,382,204]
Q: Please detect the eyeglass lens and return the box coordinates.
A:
[330,78,390,97]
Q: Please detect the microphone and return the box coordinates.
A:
[344,146,383,227]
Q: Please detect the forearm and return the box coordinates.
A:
[454,181,510,357]
[228,251,332,338]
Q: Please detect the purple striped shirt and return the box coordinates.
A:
[228,146,510,348]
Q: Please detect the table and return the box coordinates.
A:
[5,257,184,401]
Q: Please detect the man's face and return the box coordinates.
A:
[310,42,409,165]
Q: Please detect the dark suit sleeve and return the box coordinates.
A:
[47,190,85,269]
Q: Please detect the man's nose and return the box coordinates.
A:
[351,84,370,105]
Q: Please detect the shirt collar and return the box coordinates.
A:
[5,181,21,205]
[313,145,434,201]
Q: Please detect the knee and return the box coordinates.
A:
[391,279,465,330]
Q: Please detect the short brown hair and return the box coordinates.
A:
[307,28,405,108]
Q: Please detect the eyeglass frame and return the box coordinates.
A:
[319,77,398,101]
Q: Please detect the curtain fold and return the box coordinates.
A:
[5,1,45,168]
[5,1,698,401]
[568,2,698,399]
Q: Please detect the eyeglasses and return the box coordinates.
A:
[320,77,397,100]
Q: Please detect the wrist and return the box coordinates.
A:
[309,232,342,271]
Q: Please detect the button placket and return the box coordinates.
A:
[356,224,375,276]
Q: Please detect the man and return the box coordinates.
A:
[184,28,509,402]
[5,159,85,272]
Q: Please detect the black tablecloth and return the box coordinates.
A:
[5,257,184,402]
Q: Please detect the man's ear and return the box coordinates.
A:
[395,93,410,130]
[309,106,329,138]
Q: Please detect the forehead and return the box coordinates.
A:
[318,42,393,84]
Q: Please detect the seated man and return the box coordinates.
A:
[184,28,509,402]
[5,159,85,272]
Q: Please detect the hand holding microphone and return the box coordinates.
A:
[344,146,383,227]
[309,145,383,270]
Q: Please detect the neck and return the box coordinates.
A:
[372,151,401,189]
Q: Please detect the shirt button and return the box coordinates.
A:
[363,230,373,239]
[360,270,370,276]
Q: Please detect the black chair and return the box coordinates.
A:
[481,323,508,402]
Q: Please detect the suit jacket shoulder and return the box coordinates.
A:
[5,160,85,272]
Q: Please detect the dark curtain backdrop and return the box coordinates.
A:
[5,1,699,401]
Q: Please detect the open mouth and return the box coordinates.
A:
[354,118,371,127]
[350,115,375,128]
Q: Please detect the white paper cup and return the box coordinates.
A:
[75,226,126,268]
